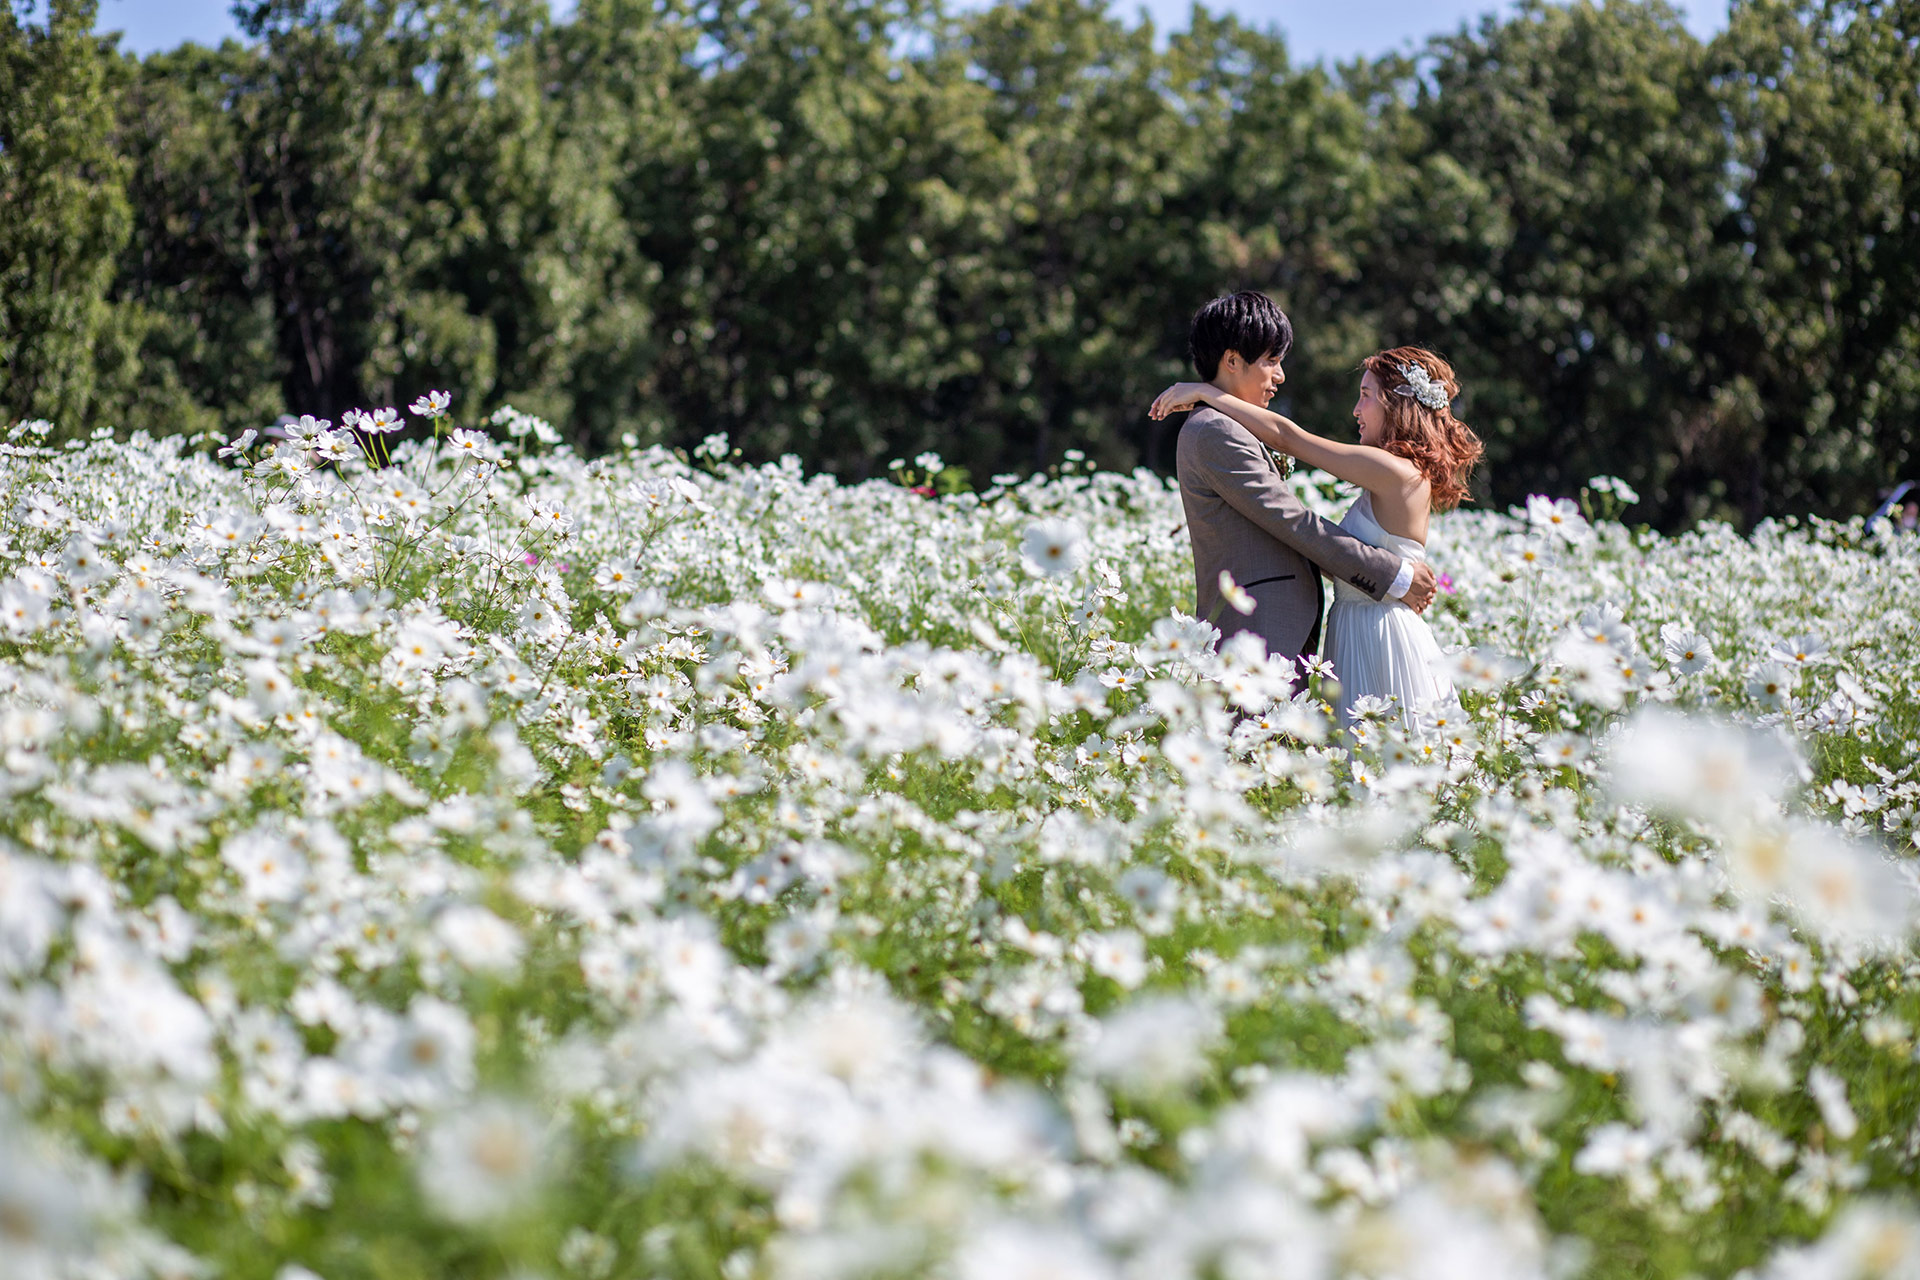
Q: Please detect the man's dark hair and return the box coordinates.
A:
[1188,291,1293,380]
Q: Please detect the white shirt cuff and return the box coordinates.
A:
[1385,559,1416,601]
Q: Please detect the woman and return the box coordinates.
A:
[1150,347,1483,736]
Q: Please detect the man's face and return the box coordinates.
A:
[1219,349,1286,405]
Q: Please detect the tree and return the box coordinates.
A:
[100,38,285,438]
[1710,0,1920,521]
[0,0,131,430]
[1352,1,1736,522]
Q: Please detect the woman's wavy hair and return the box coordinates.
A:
[1360,347,1484,511]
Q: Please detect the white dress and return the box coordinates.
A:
[1325,492,1460,735]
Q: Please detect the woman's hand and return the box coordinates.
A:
[1148,382,1214,421]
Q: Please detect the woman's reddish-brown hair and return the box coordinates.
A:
[1360,347,1484,511]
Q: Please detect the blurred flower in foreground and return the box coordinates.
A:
[1022,519,1089,578]
[1217,570,1257,616]
[1753,1198,1920,1280]
[417,1097,557,1225]
[1078,995,1222,1095]
[1608,706,1804,830]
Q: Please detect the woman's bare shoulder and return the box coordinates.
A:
[1359,443,1426,488]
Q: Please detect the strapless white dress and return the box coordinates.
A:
[1326,492,1460,736]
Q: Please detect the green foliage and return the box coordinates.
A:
[12,0,1920,524]
[0,0,131,431]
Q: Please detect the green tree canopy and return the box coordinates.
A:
[4,0,1914,527]
[0,0,130,428]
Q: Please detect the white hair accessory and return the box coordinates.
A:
[1394,362,1450,411]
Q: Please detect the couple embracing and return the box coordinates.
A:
[1151,292,1484,735]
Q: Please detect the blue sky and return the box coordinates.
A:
[102,0,1731,63]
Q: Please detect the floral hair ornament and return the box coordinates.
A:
[1394,362,1450,411]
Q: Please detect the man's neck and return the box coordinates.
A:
[1208,376,1260,404]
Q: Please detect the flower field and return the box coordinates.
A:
[4,408,1920,1280]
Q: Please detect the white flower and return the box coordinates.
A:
[381,998,478,1106]
[1080,930,1148,989]
[762,577,834,610]
[446,428,496,462]
[1746,660,1795,709]
[222,827,308,904]
[642,760,723,844]
[1536,732,1589,769]
[218,428,258,458]
[954,1221,1118,1280]
[1588,474,1640,504]
[1659,623,1714,674]
[593,559,640,594]
[1021,518,1089,578]
[416,1097,556,1224]
[1608,707,1803,830]
[1760,1200,1920,1280]
[1572,1122,1658,1179]
[1216,569,1257,615]
[1773,824,1918,946]
[434,905,525,975]
[767,986,921,1090]
[0,1107,136,1278]
[1767,632,1829,666]
[764,911,831,977]
[1808,1065,1859,1141]
[1525,494,1591,543]
[1079,995,1222,1094]
[410,390,453,418]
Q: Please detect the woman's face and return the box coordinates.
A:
[1354,370,1390,447]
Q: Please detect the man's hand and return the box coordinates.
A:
[1402,561,1438,614]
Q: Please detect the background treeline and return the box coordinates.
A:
[2,0,1916,526]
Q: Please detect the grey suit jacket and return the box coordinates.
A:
[1176,405,1404,663]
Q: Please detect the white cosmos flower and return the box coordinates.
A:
[1021,518,1089,577]
[1659,623,1714,674]
[1608,707,1804,830]
[382,998,477,1107]
[1757,1200,1920,1280]
[1216,569,1257,615]
[1807,1065,1859,1141]
[1079,995,1222,1094]
[1746,660,1795,709]
[0,1106,138,1278]
[641,759,723,843]
[1775,824,1919,947]
[434,905,524,975]
[954,1220,1119,1280]
[1079,930,1148,989]
[1767,632,1829,666]
[416,1097,557,1225]
[410,390,453,418]
[222,827,308,904]
[1525,494,1591,543]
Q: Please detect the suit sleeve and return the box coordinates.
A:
[1190,424,1405,601]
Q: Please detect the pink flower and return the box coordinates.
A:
[1437,573,1456,594]
[523,553,539,566]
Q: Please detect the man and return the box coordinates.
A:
[1174,292,1437,683]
